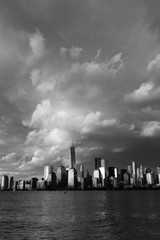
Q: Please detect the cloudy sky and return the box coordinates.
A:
[1,0,160,178]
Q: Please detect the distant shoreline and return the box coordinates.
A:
[1,187,160,192]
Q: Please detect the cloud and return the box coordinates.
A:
[29,51,124,107]
[59,47,68,58]
[147,54,160,71]
[70,46,83,59]
[111,147,126,153]
[30,69,56,94]
[30,66,67,94]
[140,121,160,137]
[2,0,160,177]
[81,111,117,134]
[125,82,154,102]
[0,152,18,164]
[95,49,102,60]
[18,150,45,171]
[27,29,46,65]
[78,52,124,76]
[108,52,124,74]
[124,81,160,105]
[60,46,83,59]
[29,30,45,58]
[0,153,21,175]
[29,99,53,128]
[25,99,118,141]
[21,97,119,171]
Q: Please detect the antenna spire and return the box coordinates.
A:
[71,136,74,146]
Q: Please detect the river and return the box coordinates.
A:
[0,190,159,239]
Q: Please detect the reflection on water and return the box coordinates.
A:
[0,191,160,239]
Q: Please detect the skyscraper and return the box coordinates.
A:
[114,168,118,179]
[146,172,153,185]
[68,168,77,189]
[9,176,14,190]
[69,144,76,169]
[95,158,101,169]
[31,178,38,190]
[140,164,143,179]
[137,168,140,179]
[1,175,9,190]
[80,165,84,178]
[93,169,101,188]
[47,172,57,190]
[109,167,115,177]
[80,165,85,190]
[157,167,160,184]
[68,143,77,188]
[132,161,137,185]
[101,159,109,177]
[57,166,66,189]
[127,165,132,175]
[98,159,108,187]
[132,161,137,177]
[44,166,53,180]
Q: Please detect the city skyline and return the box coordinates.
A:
[1,1,160,178]
[1,157,160,191]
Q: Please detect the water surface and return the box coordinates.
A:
[0,191,159,240]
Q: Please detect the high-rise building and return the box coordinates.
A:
[94,158,108,188]
[132,161,137,185]
[68,143,77,188]
[93,169,101,188]
[109,167,115,177]
[157,167,160,185]
[44,166,53,180]
[114,168,118,178]
[86,170,92,189]
[137,168,140,179]
[157,167,160,175]
[25,181,31,190]
[68,168,77,189]
[157,174,160,185]
[132,161,137,177]
[99,167,105,187]
[80,165,85,189]
[13,181,18,191]
[95,158,101,169]
[140,164,143,179]
[146,172,153,185]
[127,165,132,175]
[101,159,109,177]
[57,166,66,189]
[69,144,76,169]
[47,172,57,190]
[1,175,9,190]
[124,172,129,186]
[31,178,38,190]
[36,179,47,190]
[9,176,14,190]
[80,165,84,178]
[18,180,25,190]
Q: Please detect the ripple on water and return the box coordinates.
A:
[0,191,160,240]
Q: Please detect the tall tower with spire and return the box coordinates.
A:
[68,141,77,189]
[69,141,76,169]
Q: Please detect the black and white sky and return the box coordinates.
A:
[1,0,160,178]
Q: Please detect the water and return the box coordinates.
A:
[0,190,160,240]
